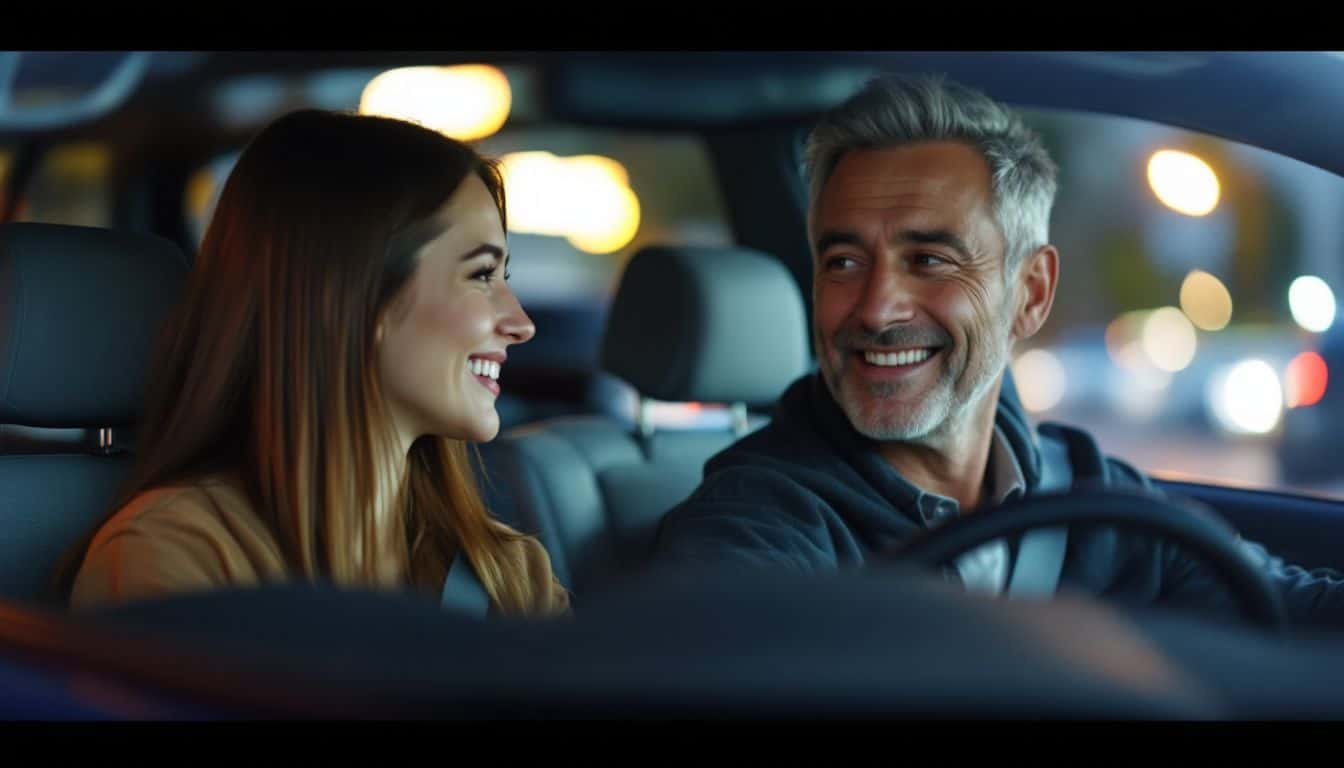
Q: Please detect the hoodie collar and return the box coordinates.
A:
[787,371,1042,526]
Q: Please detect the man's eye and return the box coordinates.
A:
[824,255,858,271]
[914,253,951,267]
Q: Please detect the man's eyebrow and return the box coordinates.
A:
[814,230,864,253]
[815,228,973,260]
[897,229,973,260]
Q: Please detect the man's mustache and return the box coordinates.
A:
[832,325,952,351]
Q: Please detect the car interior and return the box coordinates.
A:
[6,50,1344,719]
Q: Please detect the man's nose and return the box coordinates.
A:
[855,261,917,333]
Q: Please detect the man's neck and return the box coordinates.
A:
[875,389,1001,512]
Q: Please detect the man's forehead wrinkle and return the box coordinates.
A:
[832,174,953,196]
[825,176,969,213]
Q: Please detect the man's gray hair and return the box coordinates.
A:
[803,74,1058,271]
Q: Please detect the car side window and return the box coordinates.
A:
[1007,108,1344,500]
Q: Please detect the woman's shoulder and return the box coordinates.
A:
[95,473,248,542]
[71,474,279,608]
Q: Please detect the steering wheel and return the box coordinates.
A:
[884,489,1287,632]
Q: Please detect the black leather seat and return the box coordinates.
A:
[0,223,188,604]
[480,245,810,595]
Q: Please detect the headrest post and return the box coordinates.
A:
[730,402,749,437]
[636,397,656,440]
[95,428,115,455]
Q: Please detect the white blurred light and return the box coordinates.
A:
[498,152,569,237]
[1147,149,1220,216]
[1109,366,1172,421]
[1141,307,1198,372]
[360,65,511,141]
[1179,270,1233,331]
[1208,359,1284,435]
[499,151,641,254]
[1012,349,1068,413]
[1288,275,1337,333]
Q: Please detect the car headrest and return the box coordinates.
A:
[0,223,188,429]
[600,245,809,406]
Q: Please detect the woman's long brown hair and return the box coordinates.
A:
[58,109,539,614]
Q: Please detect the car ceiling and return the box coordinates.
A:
[4,51,1343,178]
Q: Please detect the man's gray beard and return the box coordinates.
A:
[839,374,954,443]
[826,332,1010,446]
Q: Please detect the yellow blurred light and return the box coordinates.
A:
[1179,270,1233,331]
[569,154,630,187]
[1208,359,1283,435]
[1141,306,1198,372]
[1105,310,1175,420]
[1011,349,1068,413]
[1147,149,1220,216]
[185,167,218,223]
[1104,310,1152,371]
[46,143,111,180]
[563,154,641,253]
[359,65,511,141]
[1288,275,1337,333]
[499,151,641,254]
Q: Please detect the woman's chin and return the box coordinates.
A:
[463,413,501,443]
[419,404,501,444]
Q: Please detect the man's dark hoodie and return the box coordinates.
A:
[653,372,1344,629]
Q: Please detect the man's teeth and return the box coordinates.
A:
[863,349,933,367]
[469,359,500,380]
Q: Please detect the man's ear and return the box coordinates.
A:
[1013,245,1059,341]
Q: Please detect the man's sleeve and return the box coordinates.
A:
[1108,455,1344,629]
[651,466,843,573]
[1235,538,1344,629]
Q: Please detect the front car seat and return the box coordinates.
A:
[478,244,810,596]
[0,223,187,604]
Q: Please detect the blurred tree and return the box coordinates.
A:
[1097,228,1166,311]
[1184,135,1300,324]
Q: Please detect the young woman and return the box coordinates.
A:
[67,109,568,617]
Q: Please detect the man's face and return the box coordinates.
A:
[811,141,1021,445]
